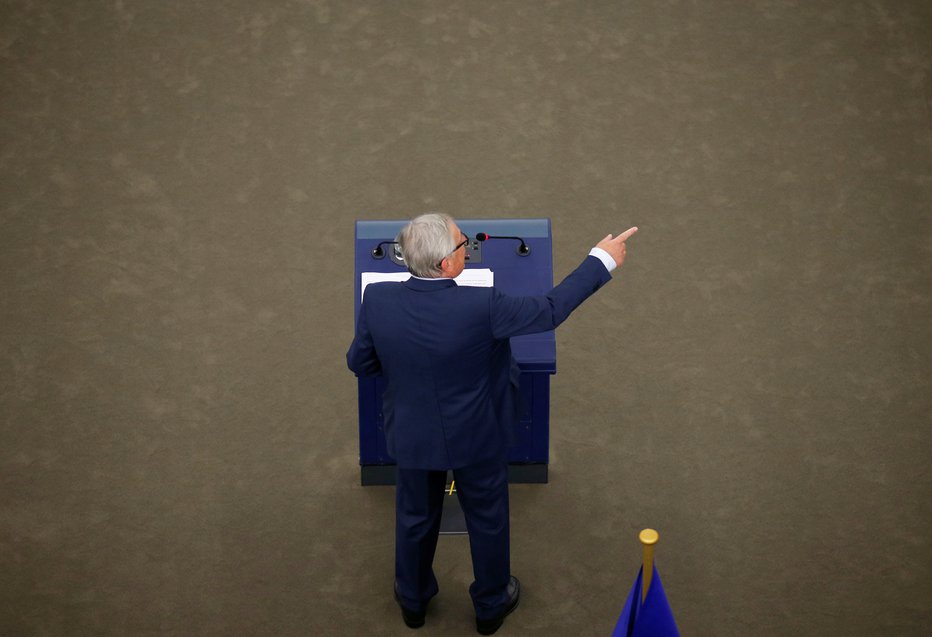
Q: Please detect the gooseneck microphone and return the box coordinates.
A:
[475,232,530,256]
[371,240,398,259]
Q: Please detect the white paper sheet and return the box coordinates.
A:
[453,268,494,289]
[361,269,494,302]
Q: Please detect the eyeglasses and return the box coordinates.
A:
[438,232,469,268]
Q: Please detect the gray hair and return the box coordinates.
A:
[396,213,457,278]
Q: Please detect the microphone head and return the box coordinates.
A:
[476,232,489,241]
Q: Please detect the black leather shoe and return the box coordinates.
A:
[476,576,520,635]
[394,582,426,629]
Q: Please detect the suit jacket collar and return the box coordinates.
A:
[403,277,457,292]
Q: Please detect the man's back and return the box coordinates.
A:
[347,255,612,469]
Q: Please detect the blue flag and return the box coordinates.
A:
[612,564,679,637]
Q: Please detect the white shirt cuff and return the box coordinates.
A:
[588,247,616,273]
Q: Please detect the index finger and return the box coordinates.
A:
[615,226,638,242]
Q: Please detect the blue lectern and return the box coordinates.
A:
[354,219,556,486]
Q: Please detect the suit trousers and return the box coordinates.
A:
[395,455,512,619]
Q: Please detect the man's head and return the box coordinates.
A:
[397,213,468,279]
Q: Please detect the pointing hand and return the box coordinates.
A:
[596,226,638,268]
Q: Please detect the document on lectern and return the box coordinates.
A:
[453,269,494,288]
[361,269,494,301]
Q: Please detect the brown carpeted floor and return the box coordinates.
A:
[1,1,930,635]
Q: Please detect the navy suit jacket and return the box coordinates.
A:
[347,255,612,470]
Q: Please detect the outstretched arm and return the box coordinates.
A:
[491,226,639,339]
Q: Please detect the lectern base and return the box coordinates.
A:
[440,481,467,535]
[360,463,548,486]
[361,465,548,535]
[507,463,548,484]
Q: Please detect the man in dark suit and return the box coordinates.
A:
[347,214,637,634]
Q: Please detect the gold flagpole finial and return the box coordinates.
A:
[639,529,659,603]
